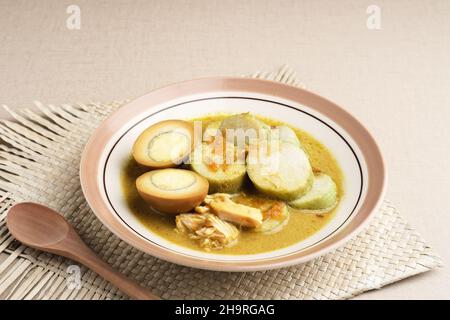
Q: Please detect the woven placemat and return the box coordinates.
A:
[0,66,442,300]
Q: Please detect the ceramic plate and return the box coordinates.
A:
[80,77,386,271]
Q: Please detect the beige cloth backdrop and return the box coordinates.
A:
[0,0,449,299]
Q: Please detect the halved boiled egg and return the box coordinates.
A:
[132,120,194,168]
[136,169,209,214]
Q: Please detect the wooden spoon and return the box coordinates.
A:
[6,202,159,300]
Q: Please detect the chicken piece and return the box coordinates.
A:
[232,194,290,234]
[194,205,210,214]
[175,213,239,250]
[204,193,233,203]
[205,193,263,228]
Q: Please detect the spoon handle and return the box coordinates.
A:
[59,230,160,300]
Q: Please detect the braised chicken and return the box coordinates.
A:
[204,193,263,228]
[175,213,239,250]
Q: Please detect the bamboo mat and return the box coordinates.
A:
[0,66,441,300]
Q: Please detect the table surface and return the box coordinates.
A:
[0,0,449,299]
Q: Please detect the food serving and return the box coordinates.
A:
[121,112,343,255]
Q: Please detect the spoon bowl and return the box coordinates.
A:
[7,203,70,248]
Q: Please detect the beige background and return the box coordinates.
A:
[0,0,449,299]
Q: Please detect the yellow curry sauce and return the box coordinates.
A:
[120,114,343,255]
